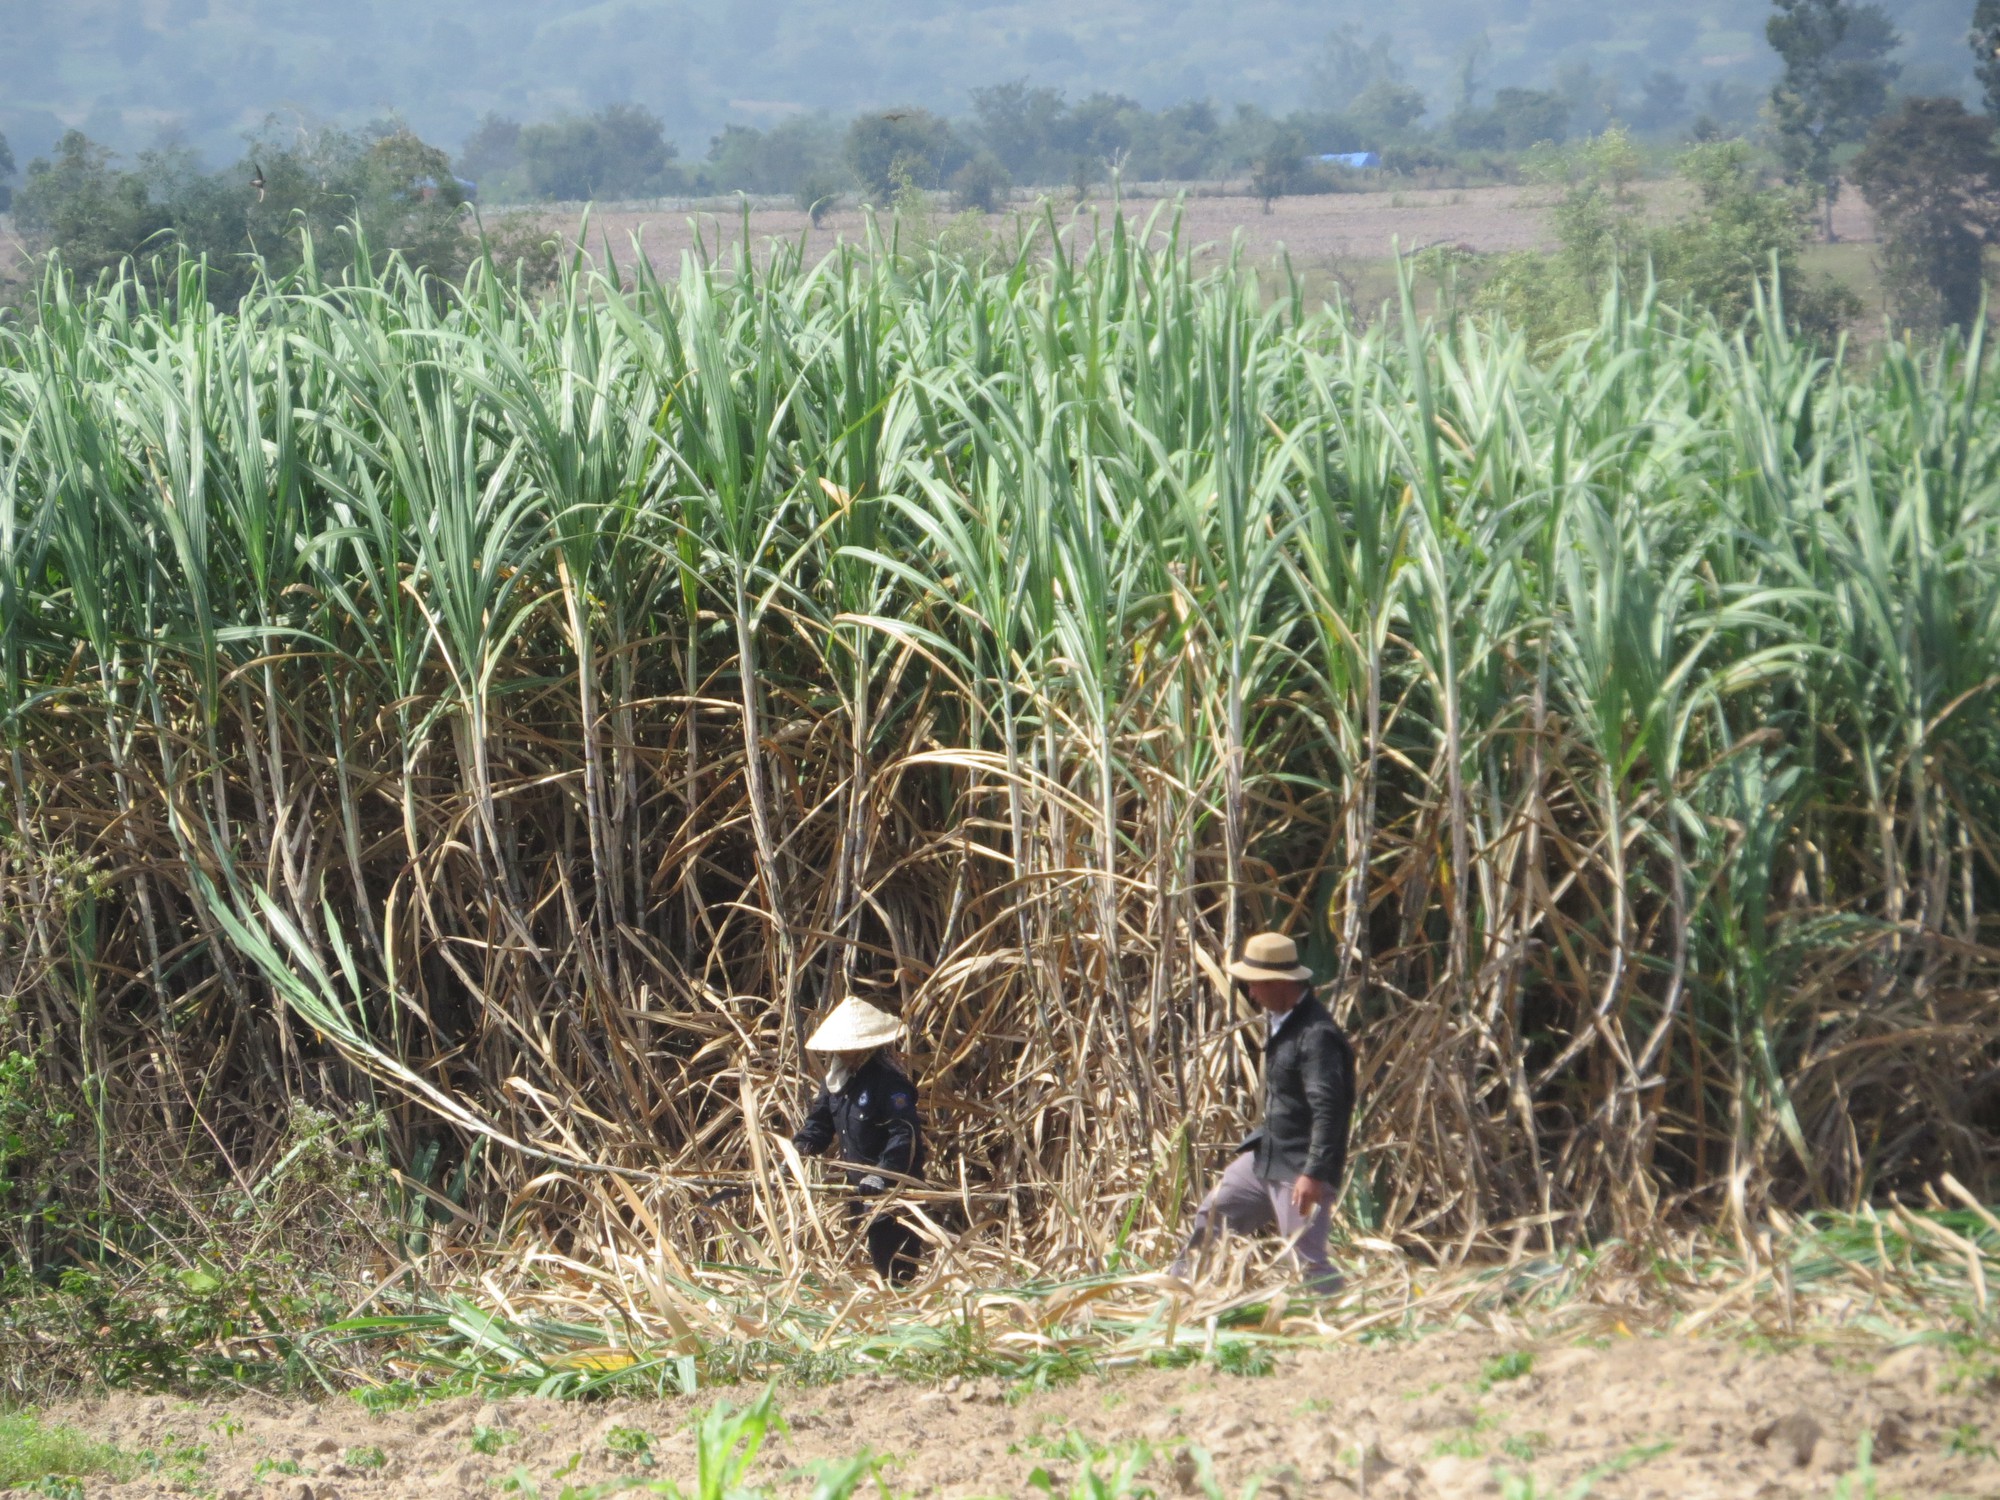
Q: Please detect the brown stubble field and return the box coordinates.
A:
[0,182,1882,316]
[543,182,1881,311]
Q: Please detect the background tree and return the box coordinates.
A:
[1767,0,1901,239]
[1250,125,1304,212]
[700,114,842,198]
[1450,88,1571,151]
[1631,71,1691,136]
[950,152,1010,213]
[12,131,167,284]
[1121,99,1224,181]
[1851,96,2000,334]
[1307,23,1402,110]
[457,113,523,193]
[0,131,14,213]
[14,122,474,304]
[516,104,678,201]
[1972,0,2000,121]
[845,109,962,203]
[969,80,1068,181]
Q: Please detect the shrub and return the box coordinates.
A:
[1477,131,1855,347]
[795,171,846,225]
[950,152,1011,214]
[1650,140,1858,338]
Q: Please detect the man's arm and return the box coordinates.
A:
[793,1090,836,1158]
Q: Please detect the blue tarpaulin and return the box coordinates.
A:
[1319,152,1382,169]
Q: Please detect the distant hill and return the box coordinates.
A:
[0,0,1980,169]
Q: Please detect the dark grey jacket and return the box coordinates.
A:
[1238,991,1355,1186]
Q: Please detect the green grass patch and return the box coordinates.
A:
[0,1413,134,1488]
[1478,1351,1535,1390]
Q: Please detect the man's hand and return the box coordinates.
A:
[1290,1175,1335,1216]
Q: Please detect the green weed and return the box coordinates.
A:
[605,1426,655,1466]
[1429,1432,1485,1460]
[1145,1338,1278,1380]
[1946,1423,1995,1459]
[1830,1435,1879,1500]
[139,1432,207,1488]
[0,1413,132,1489]
[1478,1351,1535,1390]
[797,1452,889,1500]
[346,1444,388,1469]
[471,1424,511,1455]
[351,1379,433,1413]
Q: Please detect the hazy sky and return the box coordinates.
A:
[0,0,1978,167]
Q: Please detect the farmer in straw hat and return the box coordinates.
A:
[793,991,928,1284]
[1170,931,1355,1291]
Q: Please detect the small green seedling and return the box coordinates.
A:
[471,1426,510,1456]
[605,1427,655,1467]
[1479,1351,1535,1390]
[1947,1424,1996,1459]
[1830,1435,1878,1500]
[1430,1432,1484,1460]
[346,1445,388,1470]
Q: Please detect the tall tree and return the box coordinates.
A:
[1852,96,2000,334]
[1973,0,2000,121]
[1767,0,1901,239]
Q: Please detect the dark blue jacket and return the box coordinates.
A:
[793,1051,924,1190]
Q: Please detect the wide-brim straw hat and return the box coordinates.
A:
[1226,931,1314,985]
[804,995,907,1052]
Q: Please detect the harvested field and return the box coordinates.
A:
[35,1327,2000,1500]
[555,183,1879,278]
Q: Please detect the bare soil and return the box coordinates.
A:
[554,185,1879,282]
[35,1328,1999,1499]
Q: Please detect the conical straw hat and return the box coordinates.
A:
[804,995,907,1051]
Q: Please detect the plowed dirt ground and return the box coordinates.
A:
[31,1326,1999,1500]
[563,184,1879,280]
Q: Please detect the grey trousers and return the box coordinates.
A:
[1171,1151,1341,1289]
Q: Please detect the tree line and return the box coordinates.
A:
[3,0,2000,342]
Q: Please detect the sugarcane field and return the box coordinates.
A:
[3,4,2000,1497]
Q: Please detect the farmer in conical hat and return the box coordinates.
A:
[1170,931,1355,1291]
[793,990,928,1284]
